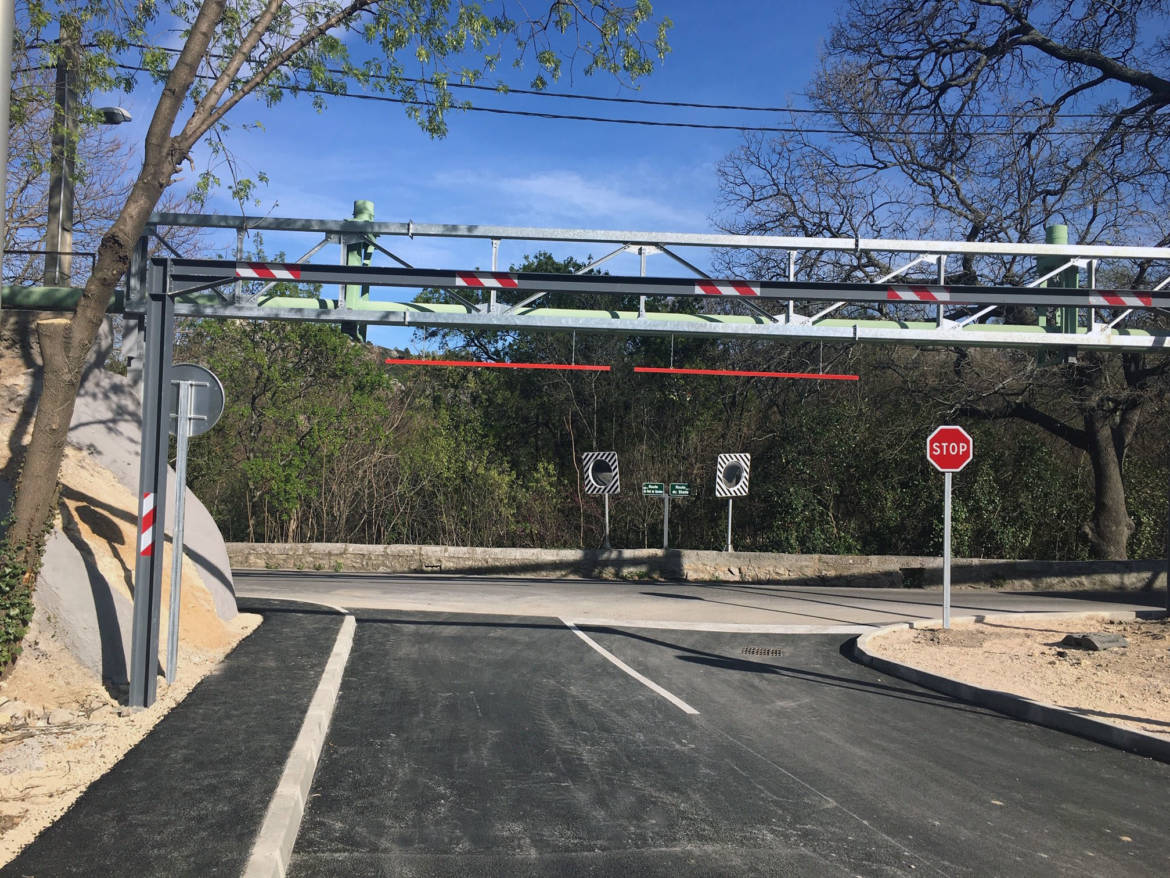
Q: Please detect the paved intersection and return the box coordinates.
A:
[5,575,1167,876]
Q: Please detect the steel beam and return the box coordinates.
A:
[156,298,1170,350]
[159,258,1170,311]
[148,212,1170,261]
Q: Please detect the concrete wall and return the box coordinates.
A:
[227,542,1167,592]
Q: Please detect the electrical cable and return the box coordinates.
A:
[109,62,1147,137]
[110,41,1159,124]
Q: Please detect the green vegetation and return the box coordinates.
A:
[0,541,36,669]
[176,255,1169,561]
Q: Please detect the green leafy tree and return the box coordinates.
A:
[4,0,671,577]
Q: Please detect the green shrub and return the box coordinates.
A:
[0,540,36,670]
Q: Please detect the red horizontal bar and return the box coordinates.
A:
[385,358,611,372]
[633,366,859,381]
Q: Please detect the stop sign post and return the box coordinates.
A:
[927,426,974,628]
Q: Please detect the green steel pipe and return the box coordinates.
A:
[1,284,125,311]
[191,293,1158,337]
[343,199,375,340]
[1037,224,1080,333]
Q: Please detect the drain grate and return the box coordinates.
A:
[741,646,784,657]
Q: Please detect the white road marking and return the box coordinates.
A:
[564,618,873,634]
[244,613,356,878]
[563,620,699,715]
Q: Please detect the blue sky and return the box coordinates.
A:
[101,1,842,349]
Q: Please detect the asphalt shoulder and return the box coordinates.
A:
[1,599,342,878]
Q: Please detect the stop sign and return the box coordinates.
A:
[927,425,974,472]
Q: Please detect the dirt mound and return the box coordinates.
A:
[868,616,1170,737]
[0,314,260,864]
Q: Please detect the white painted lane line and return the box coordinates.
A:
[563,620,699,716]
[565,618,873,634]
[244,613,356,878]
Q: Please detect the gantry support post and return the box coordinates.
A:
[129,261,175,708]
[341,199,375,340]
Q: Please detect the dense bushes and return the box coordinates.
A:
[176,313,1168,560]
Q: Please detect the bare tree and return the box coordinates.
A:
[717,0,1170,558]
[5,45,199,288]
[3,0,670,572]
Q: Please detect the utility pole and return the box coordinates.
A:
[0,0,16,297]
[44,20,80,287]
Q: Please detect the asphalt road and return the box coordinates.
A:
[286,607,1170,877]
[9,575,1165,876]
[233,570,1163,629]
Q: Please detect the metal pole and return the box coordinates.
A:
[1165,454,1169,615]
[44,22,79,286]
[129,266,175,708]
[602,494,611,550]
[663,495,670,551]
[165,381,192,685]
[726,498,733,552]
[124,236,149,393]
[943,471,952,629]
[0,0,15,290]
[341,199,374,339]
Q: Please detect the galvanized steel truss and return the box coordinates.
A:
[135,211,1170,352]
[112,211,1170,707]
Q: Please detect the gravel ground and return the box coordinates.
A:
[865,614,1170,738]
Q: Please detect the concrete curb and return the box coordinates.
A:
[243,612,356,878]
[853,610,1170,764]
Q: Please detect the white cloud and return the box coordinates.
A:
[432,167,711,231]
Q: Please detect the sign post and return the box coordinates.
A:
[926,426,974,628]
[715,454,751,552]
[582,452,620,549]
[164,364,224,685]
[642,482,669,549]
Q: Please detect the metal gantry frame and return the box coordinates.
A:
[120,211,1170,706]
[132,211,1170,352]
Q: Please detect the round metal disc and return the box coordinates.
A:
[589,458,616,487]
[168,363,225,437]
[723,462,745,488]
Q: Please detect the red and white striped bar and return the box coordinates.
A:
[235,263,303,280]
[1089,293,1154,308]
[455,272,520,288]
[138,492,155,557]
[886,285,955,303]
[695,281,760,296]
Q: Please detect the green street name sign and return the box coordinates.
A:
[669,483,691,497]
[642,482,665,496]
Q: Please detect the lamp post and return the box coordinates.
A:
[43,21,131,287]
[1,0,15,296]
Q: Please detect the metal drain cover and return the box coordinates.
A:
[741,646,784,657]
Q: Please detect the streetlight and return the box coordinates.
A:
[43,22,132,287]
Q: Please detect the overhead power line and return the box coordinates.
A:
[112,63,1134,137]
[115,41,1142,124]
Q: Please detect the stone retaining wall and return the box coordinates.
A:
[227,542,1167,591]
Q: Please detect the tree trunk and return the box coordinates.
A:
[1080,409,1135,560]
[4,0,229,570]
[4,319,74,567]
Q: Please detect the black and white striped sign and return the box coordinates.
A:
[583,451,621,495]
[716,453,751,498]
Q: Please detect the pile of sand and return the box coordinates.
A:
[0,328,259,865]
[867,615,1170,737]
